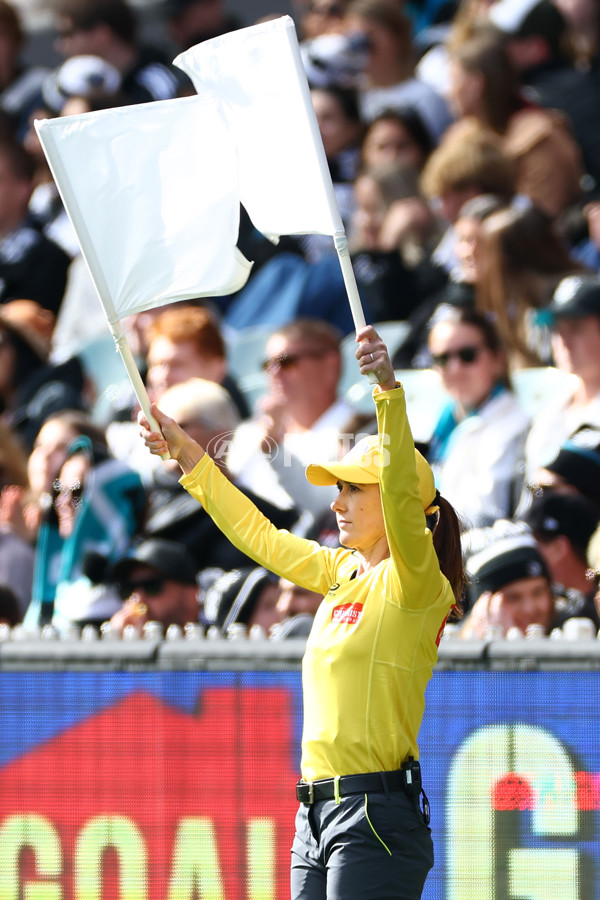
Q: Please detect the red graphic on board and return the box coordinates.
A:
[0,687,299,899]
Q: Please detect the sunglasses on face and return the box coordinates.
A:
[117,577,166,602]
[53,479,84,509]
[261,349,324,373]
[431,345,483,368]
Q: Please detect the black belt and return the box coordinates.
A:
[296,759,422,805]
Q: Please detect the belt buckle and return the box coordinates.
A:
[306,781,314,804]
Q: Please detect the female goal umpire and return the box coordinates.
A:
[139,324,465,899]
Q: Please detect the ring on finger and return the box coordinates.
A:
[370,353,375,362]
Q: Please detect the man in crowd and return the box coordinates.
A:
[109,537,201,635]
[53,0,183,103]
[0,139,70,314]
[142,377,299,570]
[524,274,600,483]
[227,318,355,523]
[459,533,556,638]
[524,490,600,627]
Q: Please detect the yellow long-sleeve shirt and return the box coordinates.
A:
[180,385,454,781]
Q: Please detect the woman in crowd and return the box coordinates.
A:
[306,83,365,262]
[446,26,585,220]
[343,0,452,142]
[474,204,589,366]
[393,192,509,368]
[427,306,530,528]
[360,106,434,172]
[25,426,146,631]
[139,323,465,900]
[350,160,440,321]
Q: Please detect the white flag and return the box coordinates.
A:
[36,94,252,325]
[174,15,343,243]
[36,16,344,328]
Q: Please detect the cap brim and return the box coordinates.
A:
[305,462,379,486]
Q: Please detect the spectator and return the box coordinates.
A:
[205,566,281,636]
[360,107,435,172]
[553,0,600,72]
[23,103,77,258]
[527,425,600,510]
[53,0,181,104]
[0,419,34,618]
[0,139,71,315]
[300,0,350,41]
[350,161,441,321]
[419,116,517,274]
[572,188,600,273]
[41,53,122,116]
[274,575,323,637]
[446,26,585,219]
[523,273,600,479]
[143,377,299,570]
[108,537,201,635]
[394,192,509,367]
[460,532,556,637]
[227,318,354,522]
[0,0,49,142]
[145,304,249,420]
[343,0,452,142]
[475,204,587,366]
[426,307,530,528]
[166,0,242,53]
[24,409,108,538]
[302,84,364,263]
[25,430,146,630]
[108,303,250,477]
[524,489,600,626]
[0,300,86,452]
[489,0,600,186]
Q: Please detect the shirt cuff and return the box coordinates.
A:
[179,453,213,487]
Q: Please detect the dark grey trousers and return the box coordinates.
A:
[290,789,433,899]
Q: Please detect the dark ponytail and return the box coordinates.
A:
[431,495,466,614]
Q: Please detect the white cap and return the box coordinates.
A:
[42,55,122,113]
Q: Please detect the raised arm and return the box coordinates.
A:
[138,404,344,595]
[355,326,444,607]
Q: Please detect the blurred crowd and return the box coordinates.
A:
[0,0,599,644]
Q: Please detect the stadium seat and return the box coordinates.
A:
[224,324,273,381]
[237,372,269,414]
[511,367,579,419]
[345,368,449,444]
[77,335,131,424]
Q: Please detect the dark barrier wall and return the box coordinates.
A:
[0,659,599,898]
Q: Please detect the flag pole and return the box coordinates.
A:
[333,232,366,331]
[333,232,378,384]
[109,322,171,459]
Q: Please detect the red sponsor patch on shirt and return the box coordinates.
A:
[332,602,364,625]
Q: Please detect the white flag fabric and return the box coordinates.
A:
[36,94,252,325]
[35,15,343,326]
[174,15,343,242]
